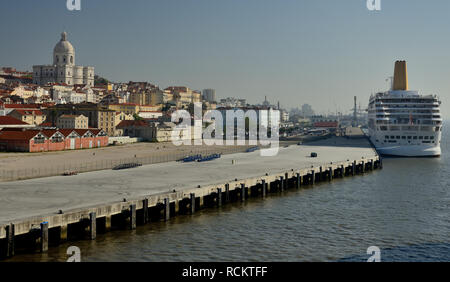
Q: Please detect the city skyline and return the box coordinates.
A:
[1,0,449,117]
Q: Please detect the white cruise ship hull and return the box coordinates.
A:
[370,139,441,157]
[367,61,443,158]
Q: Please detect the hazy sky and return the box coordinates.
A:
[1,0,449,117]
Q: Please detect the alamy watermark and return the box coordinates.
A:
[171,103,280,156]
[67,0,81,11]
[367,0,381,11]
[367,246,381,262]
[67,246,81,262]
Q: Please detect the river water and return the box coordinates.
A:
[7,124,449,262]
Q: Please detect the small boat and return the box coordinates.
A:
[181,154,202,162]
[246,146,259,153]
[197,153,221,162]
[113,163,142,170]
[63,170,78,176]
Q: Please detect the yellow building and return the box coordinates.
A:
[107,103,140,115]
[129,88,164,106]
[56,114,88,129]
[97,110,116,136]
[8,109,46,125]
[115,112,134,127]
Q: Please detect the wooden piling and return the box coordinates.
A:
[129,204,136,230]
[105,215,112,232]
[142,198,149,224]
[262,180,266,198]
[217,188,222,207]
[225,184,230,203]
[280,176,284,191]
[190,193,196,214]
[296,173,301,189]
[164,198,170,221]
[59,225,68,242]
[240,183,246,202]
[40,222,48,253]
[5,224,14,258]
[89,212,96,240]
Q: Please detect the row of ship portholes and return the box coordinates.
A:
[379,135,438,144]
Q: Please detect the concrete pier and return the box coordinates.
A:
[0,138,380,259]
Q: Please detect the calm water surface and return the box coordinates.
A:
[8,124,450,262]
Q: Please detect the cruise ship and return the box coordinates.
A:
[368,61,442,157]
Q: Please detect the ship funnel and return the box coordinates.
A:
[393,60,408,90]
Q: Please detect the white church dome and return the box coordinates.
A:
[53,32,74,54]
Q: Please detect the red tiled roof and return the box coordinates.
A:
[74,129,89,136]
[58,129,78,137]
[11,109,45,116]
[0,129,42,141]
[0,116,29,125]
[89,129,101,135]
[41,129,59,138]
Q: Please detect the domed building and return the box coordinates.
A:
[33,32,94,86]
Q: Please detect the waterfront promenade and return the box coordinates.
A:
[0,137,380,258]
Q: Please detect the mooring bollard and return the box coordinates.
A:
[89,212,96,240]
[40,222,48,253]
